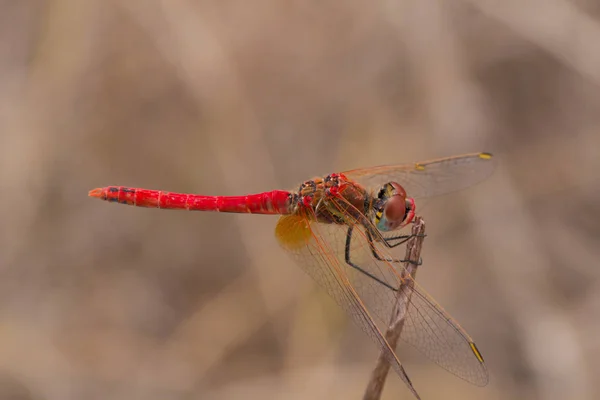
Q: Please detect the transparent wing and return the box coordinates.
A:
[343,152,495,199]
[275,212,422,400]
[276,196,489,387]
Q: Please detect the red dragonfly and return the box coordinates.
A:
[89,152,494,399]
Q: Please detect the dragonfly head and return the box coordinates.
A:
[373,182,416,232]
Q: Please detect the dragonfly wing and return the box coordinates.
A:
[275,213,422,400]
[343,152,495,199]
[400,281,489,386]
[277,195,489,386]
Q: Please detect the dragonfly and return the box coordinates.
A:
[89,152,494,399]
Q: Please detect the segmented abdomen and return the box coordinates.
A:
[89,186,293,214]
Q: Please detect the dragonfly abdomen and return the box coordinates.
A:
[89,186,293,214]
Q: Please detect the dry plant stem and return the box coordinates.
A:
[363,216,426,400]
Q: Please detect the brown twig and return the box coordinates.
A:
[363,216,426,400]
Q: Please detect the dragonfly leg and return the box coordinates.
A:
[382,233,427,248]
[344,226,398,291]
[367,230,422,266]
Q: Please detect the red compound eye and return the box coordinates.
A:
[384,193,406,224]
[380,182,415,230]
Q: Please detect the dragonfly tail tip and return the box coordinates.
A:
[88,188,104,198]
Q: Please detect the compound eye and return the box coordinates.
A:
[375,182,409,231]
[382,194,406,229]
[388,182,407,199]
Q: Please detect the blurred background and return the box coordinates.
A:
[1,1,600,399]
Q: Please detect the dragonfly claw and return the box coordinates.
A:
[400,257,423,266]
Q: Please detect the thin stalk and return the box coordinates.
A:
[363,216,426,400]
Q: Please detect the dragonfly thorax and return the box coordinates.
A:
[292,175,415,231]
[293,173,370,224]
[371,182,416,232]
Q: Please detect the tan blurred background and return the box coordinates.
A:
[1,1,600,399]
